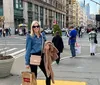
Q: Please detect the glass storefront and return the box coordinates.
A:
[0,8,3,16]
[0,0,3,16]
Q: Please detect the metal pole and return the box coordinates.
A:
[90,0,100,5]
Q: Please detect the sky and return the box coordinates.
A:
[78,0,100,14]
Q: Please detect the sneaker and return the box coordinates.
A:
[70,56,75,58]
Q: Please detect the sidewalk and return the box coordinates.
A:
[0,34,100,85]
[1,53,100,85]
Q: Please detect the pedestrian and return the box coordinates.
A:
[8,28,11,36]
[68,26,77,58]
[89,28,97,56]
[25,20,53,85]
[52,31,64,64]
[15,28,18,35]
[3,29,6,37]
[0,27,2,37]
[5,28,9,36]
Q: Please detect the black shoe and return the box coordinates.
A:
[93,53,95,56]
[56,61,60,65]
[90,53,92,56]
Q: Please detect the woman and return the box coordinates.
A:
[25,21,52,85]
[52,31,64,64]
[89,28,97,56]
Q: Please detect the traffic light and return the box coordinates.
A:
[96,15,100,21]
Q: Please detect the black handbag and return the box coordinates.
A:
[94,37,98,44]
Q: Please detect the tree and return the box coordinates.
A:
[52,24,62,36]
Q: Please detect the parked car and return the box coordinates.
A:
[44,28,52,34]
[61,28,66,32]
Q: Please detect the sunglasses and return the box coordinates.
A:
[32,25,40,28]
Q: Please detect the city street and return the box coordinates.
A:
[0,33,100,85]
[0,0,100,84]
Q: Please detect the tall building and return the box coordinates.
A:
[78,0,85,10]
[99,8,100,14]
[0,0,66,34]
[85,3,90,19]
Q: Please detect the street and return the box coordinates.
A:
[0,33,100,85]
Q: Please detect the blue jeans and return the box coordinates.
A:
[70,43,76,57]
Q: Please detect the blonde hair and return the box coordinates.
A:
[30,20,41,36]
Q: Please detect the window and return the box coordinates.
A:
[49,10,52,17]
[34,5,38,20]
[45,8,47,26]
[28,2,32,11]
[35,5,38,13]
[40,6,43,15]
[49,0,52,5]
[15,0,23,9]
[16,0,19,8]
[19,0,23,8]
[0,0,3,7]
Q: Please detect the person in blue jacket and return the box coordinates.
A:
[69,26,77,58]
[25,21,52,85]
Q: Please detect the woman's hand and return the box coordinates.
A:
[26,65,30,69]
[44,44,49,50]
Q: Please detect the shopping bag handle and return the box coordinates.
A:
[75,42,80,47]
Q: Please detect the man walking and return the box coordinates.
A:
[69,26,77,58]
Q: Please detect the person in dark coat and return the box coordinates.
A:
[52,31,64,64]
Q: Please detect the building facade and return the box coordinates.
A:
[66,0,75,27]
[0,0,4,27]
[0,0,66,34]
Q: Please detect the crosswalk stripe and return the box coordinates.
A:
[1,48,17,54]
[9,49,25,56]
[0,47,8,51]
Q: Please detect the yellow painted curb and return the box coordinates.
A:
[37,80,86,85]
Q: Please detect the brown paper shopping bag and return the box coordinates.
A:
[22,71,37,85]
